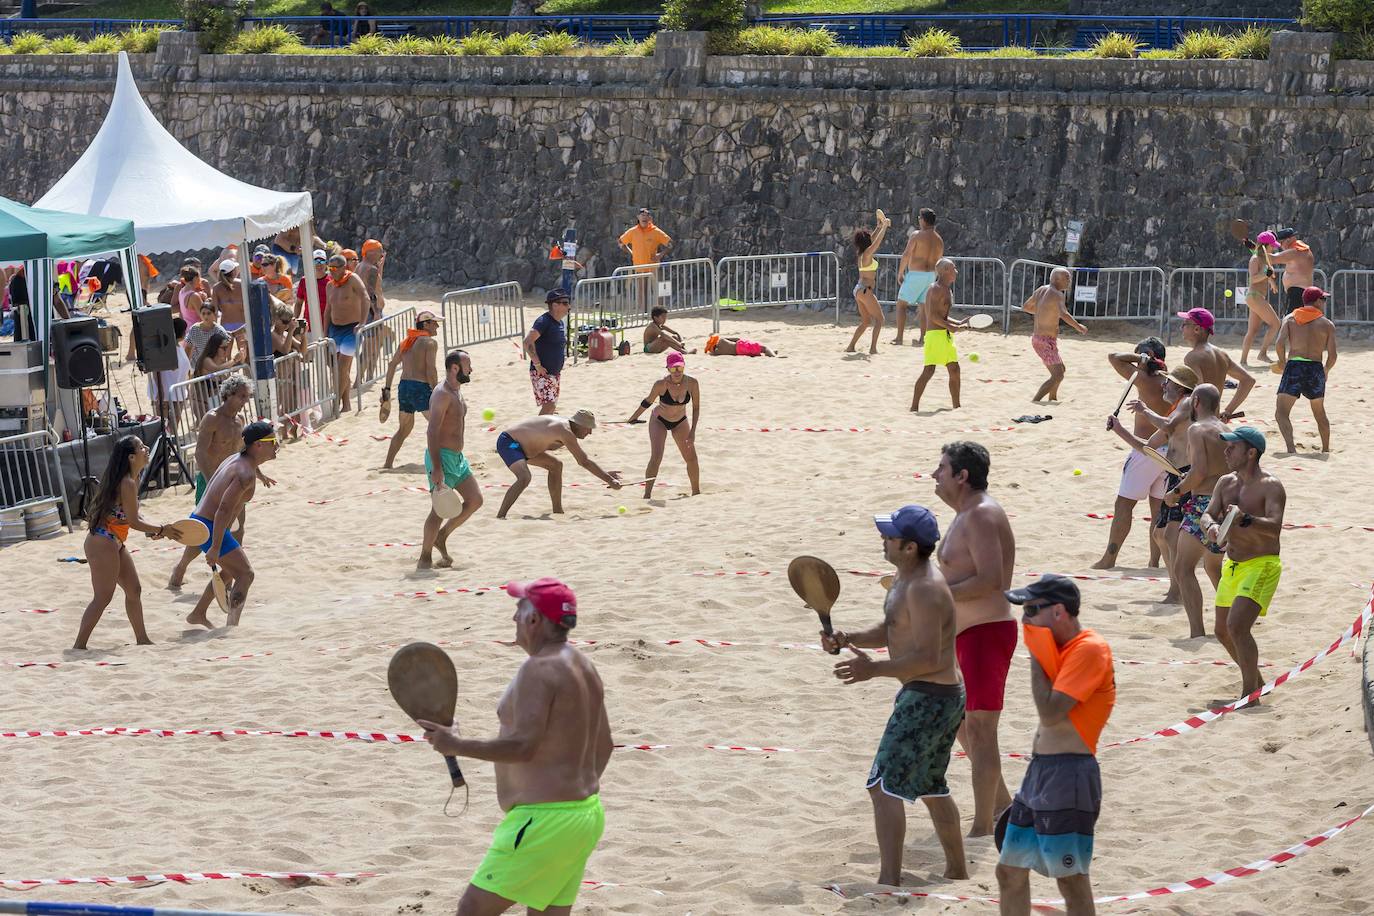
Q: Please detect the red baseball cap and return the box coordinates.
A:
[506,577,577,627]
[1302,286,1329,305]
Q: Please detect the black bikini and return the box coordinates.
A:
[657,385,690,430]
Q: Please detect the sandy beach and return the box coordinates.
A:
[2,286,1372,914]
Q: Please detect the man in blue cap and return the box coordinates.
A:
[1200,426,1286,696]
[822,504,967,887]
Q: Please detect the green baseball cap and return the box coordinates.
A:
[1220,426,1266,455]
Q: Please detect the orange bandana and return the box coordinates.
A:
[399,329,433,353]
[328,269,354,288]
[1293,306,1324,325]
[1022,622,1060,679]
[1292,240,1310,252]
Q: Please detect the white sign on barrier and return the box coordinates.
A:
[1074,285,1098,303]
[658,280,673,297]
[770,272,788,290]
[478,305,491,326]
[1234,287,1249,301]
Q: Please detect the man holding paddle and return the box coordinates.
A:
[910,258,966,413]
[823,505,968,887]
[495,411,622,519]
[185,420,278,628]
[420,350,483,570]
[1162,383,1229,639]
[933,442,1017,838]
[419,578,612,915]
[1201,428,1286,697]
[1269,227,1316,316]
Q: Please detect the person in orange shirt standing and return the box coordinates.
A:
[997,574,1115,916]
[619,208,671,314]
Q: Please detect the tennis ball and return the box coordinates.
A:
[969,353,980,363]
[1073,468,1084,476]
[617,505,628,515]
[482,408,495,421]
[1224,289,1234,298]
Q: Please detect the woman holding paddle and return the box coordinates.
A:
[73,436,169,650]
[626,350,701,499]
[845,209,891,355]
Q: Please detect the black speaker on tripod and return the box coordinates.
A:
[130,305,179,372]
[51,316,105,389]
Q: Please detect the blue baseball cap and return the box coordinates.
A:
[874,505,940,546]
[1220,426,1266,455]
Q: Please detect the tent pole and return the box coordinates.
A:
[239,230,278,426]
[300,217,324,345]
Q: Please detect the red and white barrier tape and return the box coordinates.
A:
[826,799,1374,906]
[1024,570,1170,583]
[0,869,378,889]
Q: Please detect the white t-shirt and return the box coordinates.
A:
[147,341,193,402]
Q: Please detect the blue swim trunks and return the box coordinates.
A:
[398,379,433,414]
[328,322,358,358]
[998,753,1101,878]
[1277,358,1325,400]
[190,512,241,557]
[898,270,937,305]
[496,431,528,467]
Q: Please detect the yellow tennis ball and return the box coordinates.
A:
[482,408,495,421]
[617,505,628,514]
[1224,289,1234,298]
[969,353,980,363]
[1073,468,1084,476]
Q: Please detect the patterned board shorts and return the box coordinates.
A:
[866,680,966,801]
[1180,493,1224,554]
[530,369,561,406]
[1031,334,1062,367]
[1277,359,1326,400]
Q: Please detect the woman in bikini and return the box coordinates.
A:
[626,350,701,499]
[845,210,891,355]
[1241,234,1280,365]
[73,436,170,650]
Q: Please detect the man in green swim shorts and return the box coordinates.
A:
[420,350,482,570]
[420,577,612,915]
[911,259,968,413]
[1201,426,1286,697]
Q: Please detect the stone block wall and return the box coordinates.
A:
[1,31,1371,292]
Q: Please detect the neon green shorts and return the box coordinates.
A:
[471,794,605,910]
[1216,554,1282,617]
[424,447,472,489]
[923,329,958,366]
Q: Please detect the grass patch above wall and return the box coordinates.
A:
[1,26,174,54]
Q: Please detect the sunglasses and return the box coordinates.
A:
[1021,602,1050,616]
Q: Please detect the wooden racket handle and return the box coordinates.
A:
[1113,370,1139,417]
[445,755,466,788]
[817,613,840,655]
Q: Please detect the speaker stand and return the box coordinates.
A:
[140,370,190,497]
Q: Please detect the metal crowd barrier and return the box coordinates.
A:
[569,273,640,363]
[873,254,1008,329]
[0,430,71,532]
[611,257,720,332]
[167,365,255,478]
[1167,266,1330,342]
[1008,259,1165,334]
[715,252,841,324]
[1006,259,1065,334]
[353,305,416,411]
[441,282,527,352]
[1328,269,1374,327]
[275,338,340,431]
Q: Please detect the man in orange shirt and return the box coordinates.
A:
[620,208,671,313]
[996,574,1115,916]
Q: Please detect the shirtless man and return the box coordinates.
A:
[1093,339,1170,570]
[168,374,272,588]
[892,209,944,346]
[824,505,967,887]
[1274,286,1338,454]
[420,577,611,915]
[1201,427,1285,696]
[1269,227,1315,316]
[420,350,483,570]
[1022,268,1087,404]
[1161,384,1229,638]
[1107,366,1199,603]
[910,258,965,413]
[933,442,1016,837]
[1176,307,1254,419]
[210,258,245,351]
[324,253,369,412]
[381,310,442,469]
[184,420,277,627]
[494,411,621,519]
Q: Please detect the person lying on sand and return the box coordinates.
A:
[704,334,776,357]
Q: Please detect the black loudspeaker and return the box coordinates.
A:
[247,279,276,381]
[131,305,178,372]
[52,316,105,389]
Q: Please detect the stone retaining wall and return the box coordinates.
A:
[1,31,1371,291]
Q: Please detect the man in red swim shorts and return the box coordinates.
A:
[933,440,1017,837]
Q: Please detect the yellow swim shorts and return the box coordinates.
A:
[1215,554,1282,617]
[470,794,605,910]
[923,329,958,366]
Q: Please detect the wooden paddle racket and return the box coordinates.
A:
[1141,445,1183,476]
[1228,218,1251,246]
[966,313,995,330]
[1113,369,1140,417]
[378,393,392,424]
[210,566,228,612]
[430,486,463,519]
[1215,505,1241,546]
[1271,361,1286,375]
[788,556,842,655]
[388,641,466,790]
[161,517,208,548]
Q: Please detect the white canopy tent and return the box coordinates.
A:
[35,52,327,419]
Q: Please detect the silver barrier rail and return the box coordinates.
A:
[1009,260,1166,335]
[167,364,255,478]
[1006,259,1066,335]
[1328,269,1374,326]
[442,281,527,352]
[873,254,1008,328]
[716,251,841,324]
[610,257,720,333]
[275,338,340,432]
[1167,266,1330,343]
[0,430,71,531]
[570,273,642,363]
[352,305,417,411]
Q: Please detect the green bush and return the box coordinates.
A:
[498,32,535,55]
[46,34,84,54]
[1335,28,1374,59]
[424,35,462,55]
[828,44,907,57]
[1302,0,1374,33]
[661,0,745,32]
[118,25,172,53]
[347,33,390,55]
[532,30,579,56]
[8,33,48,54]
[906,27,961,58]
[1139,48,1178,60]
[226,24,304,54]
[712,25,836,56]
[180,0,251,53]
[1175,28,1229,59]
[1225,26,1271,60]
[458,30,501,55]
[1088,31,1141,58]
[959,45,1039,59]
[83,34,122,53]
[389,35,429,55]
[603,34,655,56]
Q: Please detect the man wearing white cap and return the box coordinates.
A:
[210,258,246,351]
[380,309,443,469]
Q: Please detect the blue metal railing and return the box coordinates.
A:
[2,13,1295,51]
